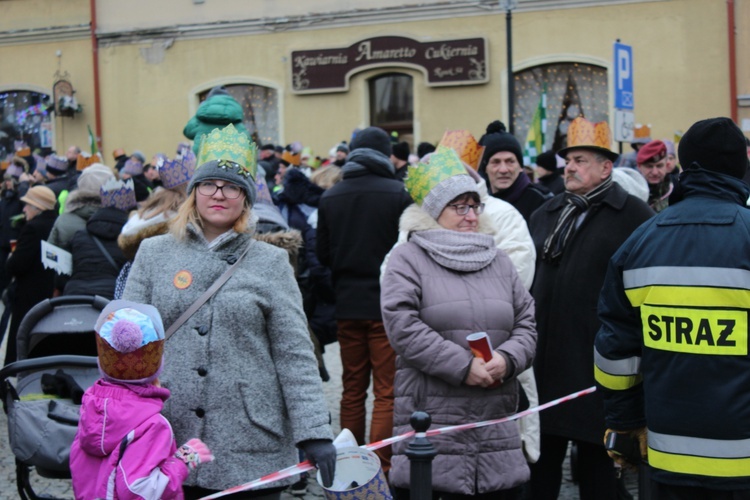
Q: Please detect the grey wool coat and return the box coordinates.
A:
[381,206,537,495]
[122,224,333,490]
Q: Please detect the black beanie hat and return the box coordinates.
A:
[350,126,392,158]
[478,120,524,171]
[535,150,559,172]
[392,141,410,161]
[678,117,749,180]
[417,142,436,159]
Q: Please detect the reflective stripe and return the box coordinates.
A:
[649,431,750,477]
[626,286,750,308]
[594,349,640,375]
[649,430,750,459]
[594,365,642,390]
[623,266,750,290]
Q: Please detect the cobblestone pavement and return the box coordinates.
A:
[0,327,636,499]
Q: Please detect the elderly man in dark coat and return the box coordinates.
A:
[527,117,654,500]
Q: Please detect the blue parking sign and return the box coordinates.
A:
[614,42,634,110]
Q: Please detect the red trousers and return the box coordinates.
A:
[337,319,395,474]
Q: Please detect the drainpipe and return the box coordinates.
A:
[89,0,103,152]
[728,0,738,122]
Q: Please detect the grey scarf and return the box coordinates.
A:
[410,229,497,272]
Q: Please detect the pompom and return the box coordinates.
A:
[485,120,507,135]
[111,319,143,353]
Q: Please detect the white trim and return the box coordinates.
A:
[187,77,284,146]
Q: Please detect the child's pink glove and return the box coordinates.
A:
[174,438,214,470]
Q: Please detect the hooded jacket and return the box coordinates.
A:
[317,148,413,319]
[70,380,188,499]
[64,206,128,299]
[48,191,102,251]
[381,205,536,494]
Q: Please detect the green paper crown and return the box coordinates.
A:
[405,145,467,206]
[196,124,257,179]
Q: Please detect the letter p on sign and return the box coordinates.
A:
[614,42,634,110]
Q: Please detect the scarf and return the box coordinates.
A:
[494,170,532,204]
[410,229,497,272]
[542,175,614,263]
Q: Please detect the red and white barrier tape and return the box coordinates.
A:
[199,386,596,499]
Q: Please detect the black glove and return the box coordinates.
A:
[300,439,336,487]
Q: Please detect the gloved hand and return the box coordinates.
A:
[300,439,336,487]
[175,438,214,470]
[604,428,648,468]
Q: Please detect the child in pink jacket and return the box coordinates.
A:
[70,300,213,499]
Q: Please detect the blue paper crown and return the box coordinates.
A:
[100,179,137,211]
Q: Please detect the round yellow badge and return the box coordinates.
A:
[173,270,193,290]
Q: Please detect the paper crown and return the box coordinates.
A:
[633,123,651,139]
[76,152,103,171]
[196,124,257,180]
[404,145,467,206]
[96,303,164,382]
[558,117,618,162]
[160,147,196,189]
[438,130,486,170]
[281,149,301,166]
[14,141,30,157]
[45,154,68,173]
[100,178,137,211]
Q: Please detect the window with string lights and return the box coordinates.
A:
[0,90,54,161]
[198,84,279,147]
[513,63,608,153]
[369,73,414,141]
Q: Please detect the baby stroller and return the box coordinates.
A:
[1,295,109,500]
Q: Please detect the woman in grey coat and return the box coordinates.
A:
[381,146,537,499]
[123,125,335,499]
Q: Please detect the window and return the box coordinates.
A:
[0,90,53,159]
[513,63,608,153]
[369,73,413,140]
[198,84,279,147]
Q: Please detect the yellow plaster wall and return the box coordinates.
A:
[0,0,89,31]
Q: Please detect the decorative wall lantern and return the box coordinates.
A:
[53,70,82,117]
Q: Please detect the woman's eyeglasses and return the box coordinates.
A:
[447,203,485,216]
[196,181,243,199]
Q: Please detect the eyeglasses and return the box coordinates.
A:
[448,203,485,216]
[196,181,243,199]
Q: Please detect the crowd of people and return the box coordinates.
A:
[1,85,749,500]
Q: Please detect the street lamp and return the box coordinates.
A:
[502,0,518,134]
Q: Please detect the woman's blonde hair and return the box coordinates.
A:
[310,165,342,190]
[138,185,187,221]
[170,189,252,240]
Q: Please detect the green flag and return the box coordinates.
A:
[523,84,547,166]
[88,125,98,155]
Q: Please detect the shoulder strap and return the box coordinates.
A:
[165,241,253,340]
[91,234,119,271]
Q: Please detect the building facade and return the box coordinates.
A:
[0,0,744,164]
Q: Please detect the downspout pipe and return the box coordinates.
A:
[90,0,103,152]
[728,0,738,123]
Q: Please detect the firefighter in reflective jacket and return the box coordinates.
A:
[594,118,750,497]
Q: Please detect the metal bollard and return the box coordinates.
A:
[406,411,436,500]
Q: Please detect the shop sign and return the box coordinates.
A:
[290,36,488,94]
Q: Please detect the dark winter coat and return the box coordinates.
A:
[537,173,565,195]
[0,186,24,249]
[316,148,413,320]
[528,182,653,444]
[64,207,128,299]
[493,181,551,224]
[381,206,536,494]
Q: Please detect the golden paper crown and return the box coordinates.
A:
[438,130,485,170]
[405,145,467,206]
[76,152,103,171]
[559,117,618,161]
[281,150,301,166]
[633,123,651,139]
[197,124,257,179]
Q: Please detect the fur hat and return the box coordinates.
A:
[478,121,524,171]
[95,300,165,384]
[77,164,116,196]
[678,117,748,179]
[392,142,410,162]
[637,140,667,165]
[21,185,56,212]
[350,127,392,158]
